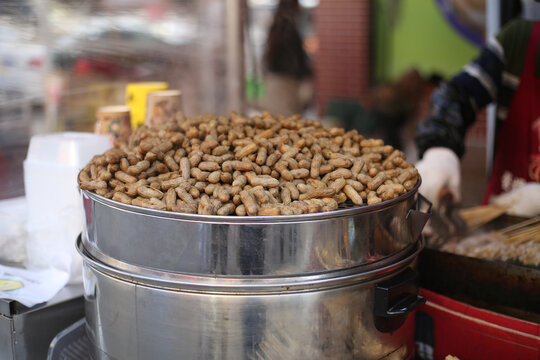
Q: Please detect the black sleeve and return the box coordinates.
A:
[414,81,477,159]
[415,42,504,159]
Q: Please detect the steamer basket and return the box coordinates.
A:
[80,180,429,277]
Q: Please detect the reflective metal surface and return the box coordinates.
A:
[0,285,84,360]
[81,180,424,276]
[79,182,428,359]
[79,238,421,360]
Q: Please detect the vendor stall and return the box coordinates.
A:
[0,1,539,360]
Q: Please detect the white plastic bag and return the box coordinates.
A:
[0,264,69,307]
[0,197,28,265]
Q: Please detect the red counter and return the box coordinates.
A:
[415,289,540,360]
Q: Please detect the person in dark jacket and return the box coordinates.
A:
[415,17,540,217]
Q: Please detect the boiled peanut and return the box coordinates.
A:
[115,171,137,184]
[165,188,177,210]
[380,188,396,201]
[235,204,247,216]
[328,157,352,168]
[284,182,299,200]
[179,157,191,180]
[343,185,363,205]
[299,188,335,200]
[208,170,221,184]
[198,194,215,215]
[239,190,258,216]
[137,186,163,199]
[161,177,188,191]
[172,201,197,214]
[258,206,281,216]
[175,187,196,207]
[199,161,220,172]
[376,183,405,195]
[80,180,107,191]
[112,191,132,204]
[323,168,352,183]
[81,111,419,215]
[246,173,279,188]
[398,167,418,184]
[235,143,258,159]
[163,156,179,171]
[367,191,382,205]
[256,147,267,165]
[217,203,235,215]
[329,178,346,193]
[361,139,384,147]
[368,172,389,190]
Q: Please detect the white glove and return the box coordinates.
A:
[415,147,461,209]
[490,183,540,217]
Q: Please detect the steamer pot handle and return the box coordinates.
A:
[385,294,426,317]
[373,268,426,332]
[406,193,431,241]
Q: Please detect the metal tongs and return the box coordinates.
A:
[429,187,468,239]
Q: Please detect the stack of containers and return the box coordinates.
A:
[23,132,110,283]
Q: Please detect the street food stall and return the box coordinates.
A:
[0,1,539,360]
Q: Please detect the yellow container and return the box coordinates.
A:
[126,82,168,129]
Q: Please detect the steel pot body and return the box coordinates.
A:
[79,183,429,359]
[80,237,422,360]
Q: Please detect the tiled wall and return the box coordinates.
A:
[314,0,371,115]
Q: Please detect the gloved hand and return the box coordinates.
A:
[490,183,540,217]
[415,147,461,209]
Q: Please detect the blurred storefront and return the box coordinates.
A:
[1,0,244,135]
[0,0,244,197]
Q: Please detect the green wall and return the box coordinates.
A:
[375,0,480,82]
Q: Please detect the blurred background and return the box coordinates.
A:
[0,0,523,203]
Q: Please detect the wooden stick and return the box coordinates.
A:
[497,216,540,235]
[459,205,508,230]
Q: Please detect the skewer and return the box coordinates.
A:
[497,216,540,236]
[458,204,508,230]
[503,227,540,245]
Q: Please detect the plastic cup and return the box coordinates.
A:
[95,105,132,143]
[145,90,182,127]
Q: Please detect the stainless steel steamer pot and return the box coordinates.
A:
[79,182,430,360]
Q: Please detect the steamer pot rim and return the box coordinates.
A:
[78,235,424,293]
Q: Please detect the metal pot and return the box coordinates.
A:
[79,183,430,360]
